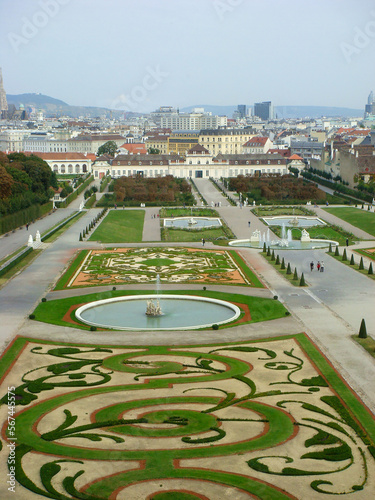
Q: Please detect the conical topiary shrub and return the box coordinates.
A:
[359,257,364,270]
[342,249,347,261]
[350,254,355,265]
[263,242,267,253]
[299,273,306,286]
[275,255,280,265]
[293,268,298,280]
[334,246,339,256]
[286,262,292,275]
[281,257,286,270]
[359,318,367,339]
[271,249,275,261]
[79,232,82,241]
[368,262,373,275]
[329,243,332,253]
[267,246,271,257]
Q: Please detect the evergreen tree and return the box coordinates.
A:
[335,246,339,256]
[342,248,347,261]
[359,318,367,338]
[368,262,373,275]
[286,262,292,274]
[275,255,280,265]
[359,257,364,270]
[281,257,286,269]
[263,242,267,253]
[293,267,298,280]
[299,273,306,286]
[350,254,355,265]
[271,249,275,261]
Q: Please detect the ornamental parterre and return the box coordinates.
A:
[0,334,374,499]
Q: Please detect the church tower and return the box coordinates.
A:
[0,68,8,119]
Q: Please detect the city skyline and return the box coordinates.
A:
[0,0,375,112]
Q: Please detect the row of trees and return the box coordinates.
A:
[0,152,57,216]
[113,175,193,204]
[228,174,325,202]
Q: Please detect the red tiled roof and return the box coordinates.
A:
[243,136,269,147]
[267,148,291,157]
[32,153,93,160]
[119,143,147,154]
[288,154,304,160]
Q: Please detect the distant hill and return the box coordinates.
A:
[181,104,364,119]
[6,93,124,118]
[5,94,364,120]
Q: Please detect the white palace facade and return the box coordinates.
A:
[93,145,288,180]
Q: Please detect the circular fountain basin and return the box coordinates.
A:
[262,216,326,227]
[76,295,241,331]
[164,217,222,229]
[229,239,338,250]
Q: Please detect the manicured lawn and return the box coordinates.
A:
[161,226,232,242]
[253,206,314,217]
[323,207,375,237]
[32,289,288,330]
[89,210,145,242]
[160,208,219,217]
[270,224,358,246]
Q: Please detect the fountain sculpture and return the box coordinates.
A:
[146,274,163,316]
[146,298,163,316]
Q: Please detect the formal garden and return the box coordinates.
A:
[1,334,374,499]
[250,205,360,246]
[55,247,263,289]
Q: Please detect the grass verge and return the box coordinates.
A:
[0,249,43,288]
[352,335,375,359]
[261,248,306,287]
[42,211,85,243]
[327,249,375,281]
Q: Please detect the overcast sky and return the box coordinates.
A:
[0,0,374,112]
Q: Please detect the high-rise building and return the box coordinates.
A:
[0,68,8,119]
[365,90,375,119]
[237,104,247,119]
[253,101,274,121]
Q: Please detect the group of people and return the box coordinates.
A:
[310,260,324,272]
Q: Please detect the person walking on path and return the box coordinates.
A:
[202,238,205,246]
[317,261,321,272]
[310,261,314,271]
[320,261,324,272]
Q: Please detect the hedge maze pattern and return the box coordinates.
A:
[1,335,374,499]
[65,248,253,288]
